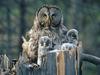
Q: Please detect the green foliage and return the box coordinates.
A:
[83,62,97,75]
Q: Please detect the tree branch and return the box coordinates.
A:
[81,53,100,65]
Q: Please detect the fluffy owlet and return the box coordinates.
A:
[67,29,79,45]
[22,5,68,64]
[61,29,79,51]
[37,36,52,67]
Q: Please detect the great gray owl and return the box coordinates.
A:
[21,5,68,65]
[61,29,79,51]
[38,36,52,67]
[67,29,79,45]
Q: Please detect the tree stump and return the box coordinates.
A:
[16,53,57,75]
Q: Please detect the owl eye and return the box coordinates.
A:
[42,13,47,17]
[71,33,76,38]
[46,40,50,46]
[52,14,56,17]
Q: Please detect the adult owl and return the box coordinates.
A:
[22,5,68,65]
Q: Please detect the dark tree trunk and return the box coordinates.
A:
[69,0,83,30]
[19,0,27,54]
[6,3,11,54]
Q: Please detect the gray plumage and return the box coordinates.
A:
[38,36,52,67]
[61,29,79,51]
[67,29,79,45]
[24,5,68,64]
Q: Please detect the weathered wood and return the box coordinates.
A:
[64,49,76,75]
[47,53,57,75]
[77,42,82,75]
[16,41,83,75]
[56,42,81,75]
[16,47,81,75]
[0,54,10,75]
[57,52,65,75]
[16,53,57,75]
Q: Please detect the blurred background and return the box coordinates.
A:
[0,0,100,75]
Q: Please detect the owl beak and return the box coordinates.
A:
[45,15,51,29]
[49,16,52,22]
[44,43,47,47]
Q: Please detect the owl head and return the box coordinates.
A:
[38,36,52,49]
[67,29,79,44]
[34,5,63,30]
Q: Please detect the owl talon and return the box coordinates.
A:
[31,63,40,69]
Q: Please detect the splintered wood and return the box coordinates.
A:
[16,53,57,75]
[56,42,81,75]
[56,51,65,75]
[16,43,81,75]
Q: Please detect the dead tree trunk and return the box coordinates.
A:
[16,53,57,75]
[16,42,81,75]
[16,41,100,75]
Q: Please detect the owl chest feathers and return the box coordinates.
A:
[40,28,67,44]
